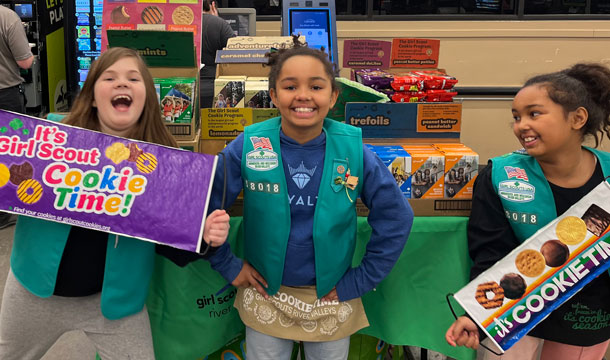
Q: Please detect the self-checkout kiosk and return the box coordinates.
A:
[281,0,339,70]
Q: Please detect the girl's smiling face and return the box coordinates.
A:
[93,56,146,137]
[270,55,338,143]
[512,85,585,161]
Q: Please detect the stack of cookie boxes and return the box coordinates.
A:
[106,30,201,150]
[454,182,610,353]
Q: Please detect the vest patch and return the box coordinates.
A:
[504,166,529,181]
[498,180,535,202]
[246,150,279,171]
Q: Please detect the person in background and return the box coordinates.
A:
[0,5,34,229]
[0,47,230,360]
[446,63,610,360]
[200,0,235,108]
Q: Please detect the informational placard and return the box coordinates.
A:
[0,111,216,252]
[390,38,440,68]
[343,39,392,69]
[416,104,461,133]
[100,0,202,64]
[202,108,252,140]
[454,182,610,353]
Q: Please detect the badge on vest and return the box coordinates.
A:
[331,159,358,202]
[498,180,535,202]
[246,136,279,171]
[504,166,529,181]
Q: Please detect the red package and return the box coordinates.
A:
[391,91,427,103]
[412,71,458,90]
[425,89,458,102]
[390,75,424,91]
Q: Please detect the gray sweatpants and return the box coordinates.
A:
[0,270,155,360]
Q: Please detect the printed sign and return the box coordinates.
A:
[390,38,440,68]
[0,110,216,252]
[416,104,462,133]
[343,39,392,69]
[100,0,202,64]
[454,181,610,353]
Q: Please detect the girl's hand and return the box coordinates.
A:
[445,316,480,349]
[321,287,338,302]
[232,261,269,298]
[203,209,230,247]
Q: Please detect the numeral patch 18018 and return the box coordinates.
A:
[505,210,538,225]
[244,180,280,194]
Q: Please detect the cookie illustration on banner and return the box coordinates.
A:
[556,216,588,245]
[111,5,130,24]
[142,6,163,24]
[127,143,144,162]
[105,142,130,164]
[0,163,9,187]
[136,152,157,174]
[515,249,545,277]
[540,239,570,267]
[475,281,504,309]
[581,204,610,237]
[172,5,194,25]
[500,273,526,300]
[9,161,33,186]
[17,179,43,204]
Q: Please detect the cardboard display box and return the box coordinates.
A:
[177,129,201,152]
[107,30,200,140]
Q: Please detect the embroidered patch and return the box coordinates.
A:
[336,165,345,174]
[250,136,273,151]
[246,150,279,171]
[504,166,529,181]
[498,180,535,202]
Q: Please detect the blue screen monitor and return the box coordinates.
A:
[282,1,338,70]
[14,3,33,21]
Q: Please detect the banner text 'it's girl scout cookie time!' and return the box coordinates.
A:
[454,181,610,353]
[0,110,217,253]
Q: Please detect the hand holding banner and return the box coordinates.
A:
[0,110,217,252]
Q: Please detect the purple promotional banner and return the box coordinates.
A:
[0,110,217,252]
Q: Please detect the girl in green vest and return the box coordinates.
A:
[0,47,230,360]
[446,63,610,359]
[207,38,413,359]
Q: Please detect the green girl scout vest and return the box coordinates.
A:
[11,216,155,320]
[491,147,610,242]
[241,117,363,298]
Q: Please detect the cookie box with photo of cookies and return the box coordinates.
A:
[453,181,610,354]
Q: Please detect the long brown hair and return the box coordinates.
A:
[63,47,178,147]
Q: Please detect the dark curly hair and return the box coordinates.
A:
[265,35,338,94]
[523,63,610,147]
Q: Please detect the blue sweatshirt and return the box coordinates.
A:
[208,130,413,301]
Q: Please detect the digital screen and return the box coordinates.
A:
[73,5,102,89]
[14,3,33,20]
[289,8,333,63]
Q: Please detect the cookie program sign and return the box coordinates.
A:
[0,110,217,252]
[454,181,610,353]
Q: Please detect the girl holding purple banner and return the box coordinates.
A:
[0,47,230,360]
[446,63,610,359]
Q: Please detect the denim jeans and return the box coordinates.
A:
[245,326,350,360]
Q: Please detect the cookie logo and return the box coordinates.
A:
[581,204,610,237]
[17,179,43,204]
[319,316,339,335]
[278,313,295,328]
[111,5,130,24]
[556,216,588,245]
[0,163,10,187]
[515,249,546,277]
[300,320,318,333]
[337,303,353,322]
[540,239,569,267]
[127,143,143,163]
[9,161,33,186]
[141,6,163,24]
[105,143,130,165]
[172,5,194,25]
[500,273,526,300]
[136,153,158,174]
[475,281,504,309]
[254,304,277,325]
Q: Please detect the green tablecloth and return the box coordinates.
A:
[147,216,475,360]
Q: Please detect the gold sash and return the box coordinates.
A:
[234,286,369,342]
